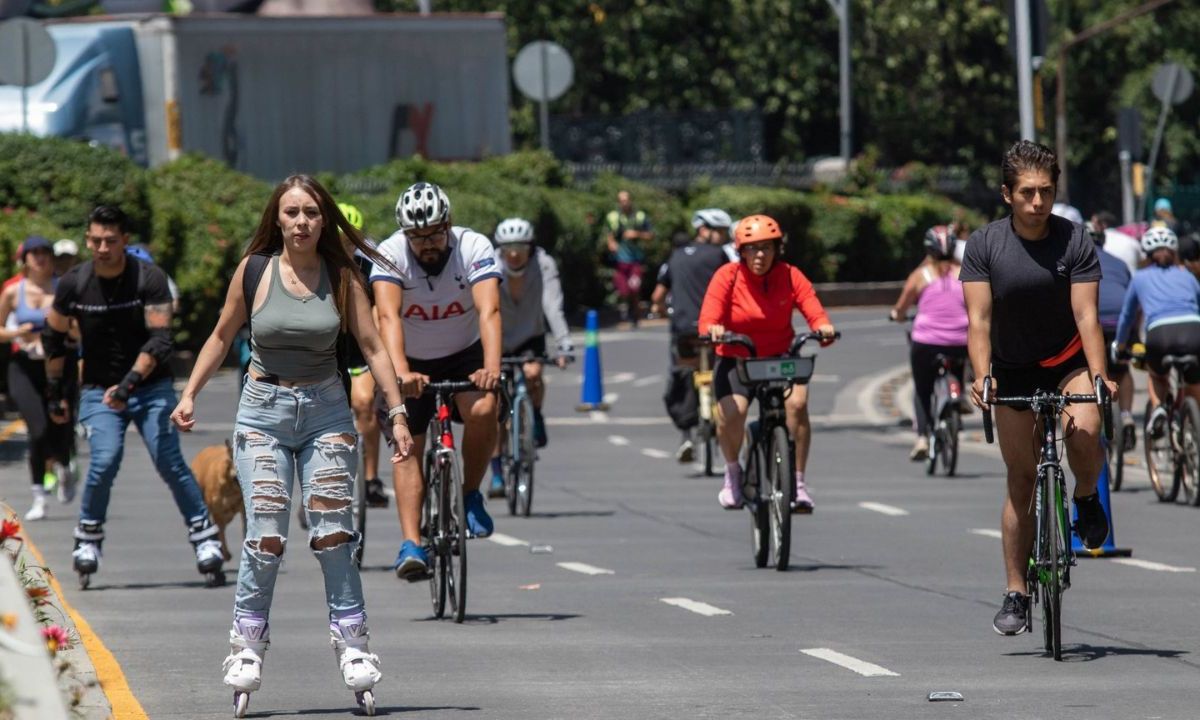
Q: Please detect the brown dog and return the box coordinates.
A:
[192,440,244,561]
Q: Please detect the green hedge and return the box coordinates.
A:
[0,136,982,348]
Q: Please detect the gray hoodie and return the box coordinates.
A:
[497,246,572,353]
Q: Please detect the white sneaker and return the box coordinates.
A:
[56,461,77,504]
[676,439,695,464]
[24,490,47,521]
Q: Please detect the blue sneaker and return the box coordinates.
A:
[393,540,430,582]
[488,473,505,499]
[464,490,494,538]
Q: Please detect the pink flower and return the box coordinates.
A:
[41,624,70,654]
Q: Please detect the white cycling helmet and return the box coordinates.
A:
[495,217,535,245]
[396,182,451,230]
[1141,226,1178,255]
[691,208,733,230]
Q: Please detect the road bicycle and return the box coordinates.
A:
[421,380,476,623]
[1140,352,1200,505]
[926,353,965,477]
[497,353,573,516]
[716,331,838,571]
[982,375,1112,661]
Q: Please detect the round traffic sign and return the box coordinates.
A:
[512,41,573,102]
[1151,62,1194,106]
[0,18,56,88]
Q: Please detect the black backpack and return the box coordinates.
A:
[242,251,352,403]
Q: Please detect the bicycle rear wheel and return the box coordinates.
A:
[445,451,468,623]
[515,394,536,517]
[500,417,519,516]
[702,420,716,477]
[425,451,447,619]
[1145,400,1179,502]
[767,425,793,571]
[940,409,960,477]
[1179,398,1200,506]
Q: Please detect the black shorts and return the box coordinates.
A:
[1101,328,1129,380]
[378,341,483,444]
[1146,321,1200,383]
[991,349,1089,408]
[505,335,546,360]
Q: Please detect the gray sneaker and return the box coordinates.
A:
[992,591,1029,635]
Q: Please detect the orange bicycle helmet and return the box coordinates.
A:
[733,214,783,247]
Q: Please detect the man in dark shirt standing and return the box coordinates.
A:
[960,141,1116,636]
[44,206,223,586]
[651,224,729,462]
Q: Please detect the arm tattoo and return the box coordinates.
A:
[144,302,173,329]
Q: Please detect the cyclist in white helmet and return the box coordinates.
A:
[692,208,738,262]
[487,218,573,494]
[1115,226,1200,417]
[371,181,503,581]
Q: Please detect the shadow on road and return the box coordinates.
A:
[1006,644,1191,663]
[529,510,615,519]
[82,579,214,591]
[418,612,582,625]
[743,563,884,573]
[246,705,480,717]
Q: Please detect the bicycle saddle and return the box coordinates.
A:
[1161,354,1199,371]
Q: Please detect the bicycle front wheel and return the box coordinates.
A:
[743,430,768,569]
[445,451,468,623]
[425,451,447,619]
[1179,398,1200,506]
[1109,432,1125,492]
[767,425,793,571]
[1042,470,1066,661]
[515,394,536,517]
[1145,400,1179,502]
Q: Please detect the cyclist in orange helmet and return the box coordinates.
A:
[699,214,837,512]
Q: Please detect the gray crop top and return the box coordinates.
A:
[249,256,340,383]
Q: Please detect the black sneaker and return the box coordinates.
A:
[992,591,1029,635]
[1073,492,1109,549]
[365,478,389,508]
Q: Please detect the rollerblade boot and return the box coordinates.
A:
[224,614,269,718]
[188,516,226,587]
[72,521,104,589]
[330,612,381,716]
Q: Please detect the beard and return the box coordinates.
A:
[415,246,453,276]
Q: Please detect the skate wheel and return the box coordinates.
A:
[234,691,249,718]
[78,572,90,590]
[357,689,375,716]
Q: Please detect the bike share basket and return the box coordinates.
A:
[736,355,817,385]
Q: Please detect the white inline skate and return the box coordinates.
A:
[329,613,381,716]
[223,615,269,718]
[72,521,104,589]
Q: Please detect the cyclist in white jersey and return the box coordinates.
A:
[487,218,573,495]
[370,182,503,581]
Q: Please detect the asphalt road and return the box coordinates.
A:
[6,306,1200,719]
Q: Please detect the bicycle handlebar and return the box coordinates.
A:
[501,353,576,366]
[704,331,840,358]
[422,380,479,395]
[981,375,1113,445]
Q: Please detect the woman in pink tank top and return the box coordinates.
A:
[890,226,969,460]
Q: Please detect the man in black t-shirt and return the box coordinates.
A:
[43,206,223,584]
[650,228,729,462]
[960,142,1117,637]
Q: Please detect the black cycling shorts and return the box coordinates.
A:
[991,349,1089,409]
[378,341,483,444]
[1146,321,1200,383]
[1101,328,1129,380]
[505,334,546,360]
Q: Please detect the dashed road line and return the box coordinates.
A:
[557,562,615,576]
[632,374,663,387]
[488,533,530,547]
[858,501,909,517]
[1111,558,1196,573]
[970,528,1002,539]
[660,598,733,616]
[608,435,631,447]
[800,648,900,677]
[589,410,610,423]
[641,448,672,459]
[603,392,620,404]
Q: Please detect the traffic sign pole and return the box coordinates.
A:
[1138,62,1194,221]
[539,42,550,150]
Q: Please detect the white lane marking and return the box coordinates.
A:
[632,374,664,387]
[608,435,631,446]
[660,598,733,616]
[800,648,900,677]
[488,533,530,547]
[641,448,672,459]
[970,528,1003,539]
[603,392,620,404]
[607,372,637,384]
[557,562,615,576]
[858,501,909,517]
[1112,558,1196,573]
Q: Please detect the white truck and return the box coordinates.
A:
[0,13,512,178]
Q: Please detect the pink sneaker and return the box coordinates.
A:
[718,481,743,510]
[791,482,814,514]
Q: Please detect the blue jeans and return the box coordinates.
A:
[233,375,363,618]
[78,377,209,527]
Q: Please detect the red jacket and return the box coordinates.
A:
[698,261,830,358]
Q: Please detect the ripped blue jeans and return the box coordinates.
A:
[233,375,362,618]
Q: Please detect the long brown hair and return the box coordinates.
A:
[245,175,394,331]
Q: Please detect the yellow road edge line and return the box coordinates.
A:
[23,529,150,720]
[0,418,27,443]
